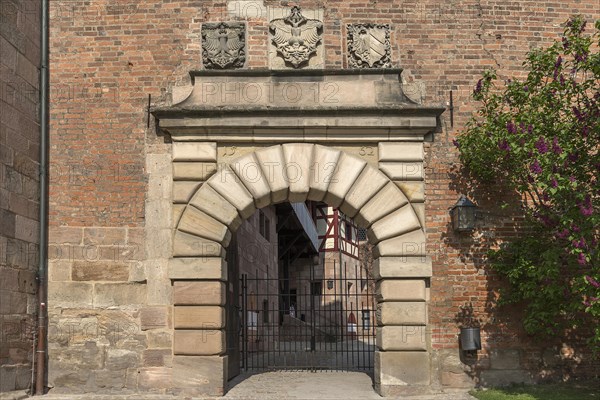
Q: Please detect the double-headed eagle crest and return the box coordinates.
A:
[202,22,246,69]
[270,6,323,68]
[347,24,391,68]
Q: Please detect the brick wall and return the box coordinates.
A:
[47,0,600,393]
[0,0,41,392]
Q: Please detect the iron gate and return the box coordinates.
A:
[239,261,376,372]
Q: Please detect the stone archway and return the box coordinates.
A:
[169,143,431,396]
[152,69,443,397]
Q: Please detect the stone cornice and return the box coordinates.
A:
[153,70,445,142]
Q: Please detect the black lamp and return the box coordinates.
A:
[450,195,477,232]
[460,327,481,359]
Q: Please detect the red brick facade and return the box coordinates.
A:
[45,0,600,394]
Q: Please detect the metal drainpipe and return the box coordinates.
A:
[36,0,49,395]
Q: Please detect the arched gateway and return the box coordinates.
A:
[152,69,444,397]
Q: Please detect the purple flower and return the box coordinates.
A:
[575,52,588,63]
[562,37,569,50]
[498,139,511,152]
[581,126,589,138]
[452,139,460,148]
[577,253,587,265]
[586,276,600,289]
[550,177,558,188]
[569,175,576,183]
[523,85,529,92]
[529,160,542,174]
[556,229,569,239]
[535,137,548,154]
[568,153,579,163]
[552,137,562,154]
[571,224,580,233]
[542,192,550,202]
[579,195,593,216]
[506,121,517,134]
[553,56,562,80]
[572,238,586,249]
[527,124,533,134]
[560,74,566,86]
[474,79,483,95]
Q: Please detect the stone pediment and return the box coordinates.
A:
[152,70,444,142]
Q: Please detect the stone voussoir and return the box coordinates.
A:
[307,144,341,202]
[354,181,408,228]
[177,206,231,247]
[374,229,426,258]
[339,164,388,219]
[368,204,421,244]
[206,165,256,219]
[188,184,242,232]
[254,145,289,204]
[323,152,366,208]
[282,143,315,203]
[172,231,223,258]
[230,152,272,209]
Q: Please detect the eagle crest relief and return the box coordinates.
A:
[269,6,323,68]
[202,22,246,69]
[347,24,391,68]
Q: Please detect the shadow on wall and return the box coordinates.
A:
[438,160,597,387]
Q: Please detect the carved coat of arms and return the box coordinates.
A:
[270,6,323,68]
[347,24,391,68]
[202,22,246,69]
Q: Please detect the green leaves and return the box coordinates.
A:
[457,16,600,346]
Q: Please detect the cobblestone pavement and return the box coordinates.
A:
[28,371,477,400]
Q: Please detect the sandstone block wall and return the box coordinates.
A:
[1,0,41,393]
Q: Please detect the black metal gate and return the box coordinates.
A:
[239,261,376,372]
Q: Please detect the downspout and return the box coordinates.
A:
[36,0,49,395]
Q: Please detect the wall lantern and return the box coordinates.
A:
[460,327,481,358]
[450,195,477,232]
[327,280,334,290]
